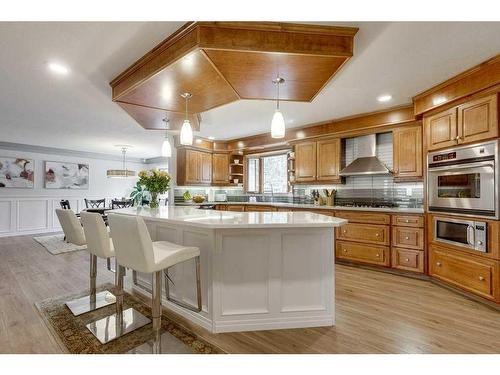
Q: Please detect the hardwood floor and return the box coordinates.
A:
[1,234,500,353]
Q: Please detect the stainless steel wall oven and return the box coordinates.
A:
[427,140,499,219]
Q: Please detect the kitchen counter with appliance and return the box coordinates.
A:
[175,201,424,214]
[112,206,346,333]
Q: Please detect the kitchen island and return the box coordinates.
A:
[113,206,347,333]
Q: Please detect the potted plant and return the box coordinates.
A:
[137,168,171,208]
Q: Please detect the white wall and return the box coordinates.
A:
[0,147,145,237]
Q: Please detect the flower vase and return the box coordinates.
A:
[150,192,159,209]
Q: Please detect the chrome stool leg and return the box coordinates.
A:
[66,254,116,316]
[165,256,202,312]
[86,262,150,344]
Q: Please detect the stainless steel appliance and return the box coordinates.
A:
[433,216,487,252]
[427,140,499,218]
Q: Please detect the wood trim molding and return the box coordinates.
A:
[413,54,500,115]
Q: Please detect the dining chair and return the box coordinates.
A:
[111,199,133,209]
[85,198,106,208]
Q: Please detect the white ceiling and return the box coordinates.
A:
[1,22,499,158]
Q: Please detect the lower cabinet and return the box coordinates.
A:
[245,205,277,212]
[392,248,424,273]
[336,241,390,266]
[429,244,500,302]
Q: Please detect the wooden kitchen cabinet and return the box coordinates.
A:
[392,214,424,227]
[226,205,246,212]
[457,94,498,145]
[245,205,276,212]
[294,138,342,183]
[424,107,457,151]
[212,153,230,185]
[392,248,424,273]
[177,148,212,185]
[424,94,498,151]
[294,141,317,182]
[392,226,424,250]
[337,222,390,246]
[393,125,423,181]
[336,241,390,266]
[429,244,500,302]
[317,138,341,182]
[335,211,391,225]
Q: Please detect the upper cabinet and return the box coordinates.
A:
[317,138,341,181]
[393,125,423,181]
[294,138,342,184]
[295,141,317,182]
[212,153,230,185]
[177,149,212,186]
[424,94,498,151]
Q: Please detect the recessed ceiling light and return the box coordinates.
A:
[48,62,70,75]
[208,136,215,140]
[377,95,392,102]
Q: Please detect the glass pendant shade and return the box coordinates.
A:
[271,109,285,139]
[180,119,193,145]
[161,137,172,157]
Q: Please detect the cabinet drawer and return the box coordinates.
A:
[392,248,424,273]
[392,227,424,250]
[245,205,276,212]
[334,211,391,225]
[337,223,389,245]
[429,245,499,301]
[226,205,246,212]
[336,241,390,266]
[392,215,424,227]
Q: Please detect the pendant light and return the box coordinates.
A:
[271,77,285,139]
[180,92,193,145]
[161,117,172,157]
[106,145,136,178]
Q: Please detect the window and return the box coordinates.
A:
[246,152,289,194]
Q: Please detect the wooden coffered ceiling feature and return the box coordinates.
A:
[117,102,200,131]
[110,22,358,130]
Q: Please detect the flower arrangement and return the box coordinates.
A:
[137,168,171,208]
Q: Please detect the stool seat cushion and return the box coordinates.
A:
[152,241,200,272]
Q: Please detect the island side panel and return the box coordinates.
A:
[212,227,334,333]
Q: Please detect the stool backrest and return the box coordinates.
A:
[55,209,86,246]
[80,212,113,259]
[108,213,154,273]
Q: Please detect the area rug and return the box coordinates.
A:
[33,233,86,254]
[35,283,224,354]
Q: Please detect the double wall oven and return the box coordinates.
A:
[427,140,499,253]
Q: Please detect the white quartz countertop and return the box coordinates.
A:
[112,206,348,229]
[176,201,424,214]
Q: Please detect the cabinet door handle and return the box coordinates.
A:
[343,230,347,233]
[405,219,410,223]
[405,258,410,262]
[375,254,380,258]
[479,276,485,281]
[375,233,380,237]
[343,249,347,253]
[405,236,410,240]
[436,262,442,267]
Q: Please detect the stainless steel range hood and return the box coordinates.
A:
[339,134,392,176]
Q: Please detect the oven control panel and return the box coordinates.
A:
[432,152,456,162]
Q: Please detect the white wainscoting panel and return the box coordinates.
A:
[0,200,13,233]
[17,199,49,232]
[219,233,271,316]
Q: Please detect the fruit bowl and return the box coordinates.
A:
[192,195,206,203]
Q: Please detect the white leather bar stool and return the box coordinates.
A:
[107,213,201,352]
[55,209,116,316]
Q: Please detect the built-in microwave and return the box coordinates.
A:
[433,217,487,253]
